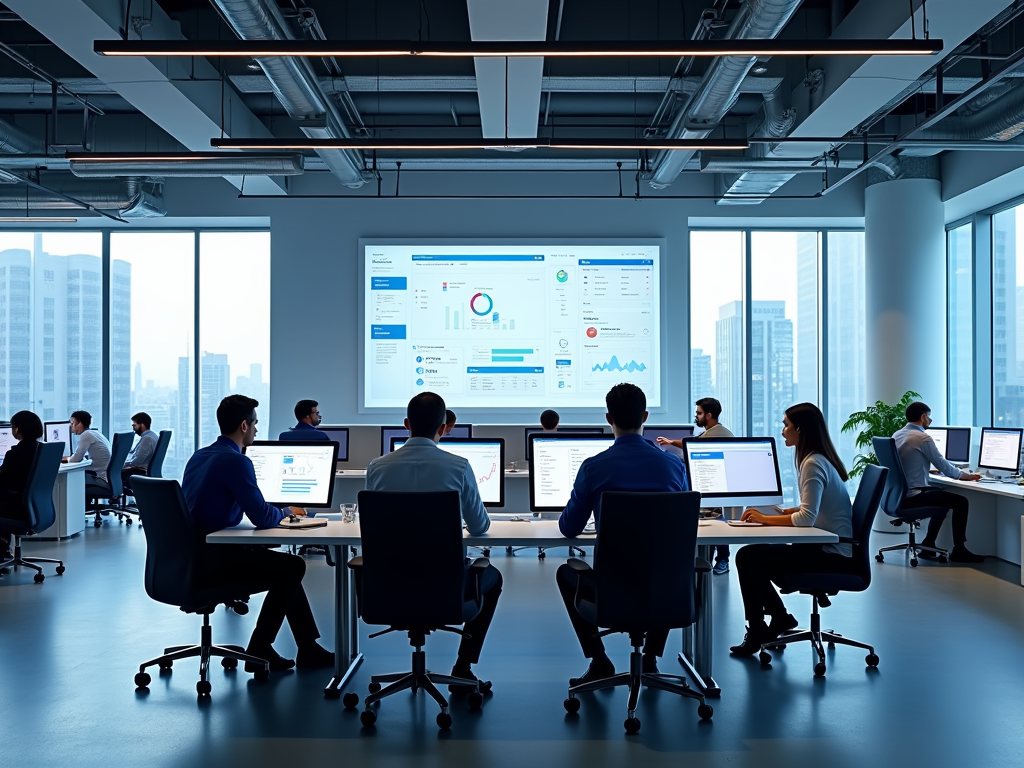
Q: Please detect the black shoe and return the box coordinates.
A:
[950,546,985,564]
[448,665,493,695]
[917,547,940,560]
[767,613,799,638]
[244,645,295,673]
[569,657,615,687]
[730,621,771,656]
[296,641,335,669]
[642,654,659,674]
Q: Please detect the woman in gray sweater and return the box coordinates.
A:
[729,402,854,656]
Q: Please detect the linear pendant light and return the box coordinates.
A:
[210,137,751,151]
[0,217,78,223]
[94,38,944,59]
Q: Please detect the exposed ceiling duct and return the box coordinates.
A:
[0,117,41,154]
[701,156,858,173]
[69,154,305,178]
[0,177,165,217]
[919,80,1024,142]
[210,0,371,188]
[646,0,804,189]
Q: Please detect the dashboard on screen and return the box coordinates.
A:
[528,433,615,512]
[243,441,339,508]
[389,437,505,507]
[362,241,662,410]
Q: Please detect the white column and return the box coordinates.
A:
[864,176,947,420]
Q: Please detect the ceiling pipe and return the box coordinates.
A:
[0,177,164,217]
[69,154,304,178]
[209,0,371,188]
[0,116,42,154]
[919,80,1024,141]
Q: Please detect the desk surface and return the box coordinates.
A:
[337,468,531,479]
[931,474,1024,500]
[207,518,838,548]
[58,460,92,473]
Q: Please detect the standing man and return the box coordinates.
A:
[892,401,984,563]
[658,397,735,574]
[366,392,502,693]
[183,394,334,671]
[64,411,112,500]
[122,412,158,489]
[279,399,328,441]
[557,383,690,685]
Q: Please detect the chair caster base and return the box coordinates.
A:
[624,716,641,734]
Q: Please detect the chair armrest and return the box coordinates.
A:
[468,557,490,572]
[346,555,363,569]
[838,537,859,546]
[567,557,592,573]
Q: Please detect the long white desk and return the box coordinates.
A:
[929,475,1024,584]
[27,460,92,541]
[207,518,836,698]
[334,468,533,511]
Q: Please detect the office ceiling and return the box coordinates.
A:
[0,0,1023,214]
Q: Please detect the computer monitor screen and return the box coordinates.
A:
[390,437,505,506]
[978,427,1023,473]
[926,426,971,465]
[0,426,15,462]
[642,426,695,458]
[44,421,75,458]
[524,427,605,460]
[317,427,349,462]
[528,434,616,512]
[682,437,784,507]
[243,441,340,508]
[381,424,474,456]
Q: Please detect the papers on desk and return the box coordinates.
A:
[726,520,763,527]
[278,517,328,530]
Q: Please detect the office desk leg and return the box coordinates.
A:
[678,544,721,698]
[324,544,362,698]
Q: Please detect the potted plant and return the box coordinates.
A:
[841,390,922,477]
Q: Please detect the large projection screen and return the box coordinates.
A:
[361,240,664,411]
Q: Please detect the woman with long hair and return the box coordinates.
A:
[0,410,44,559]
[729,402,855,656]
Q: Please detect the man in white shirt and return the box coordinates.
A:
[892,401,983,563]
[365,392,502,693]
[64,410,111,480]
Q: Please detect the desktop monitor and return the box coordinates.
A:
[381,424,473,456]
[389,437,505,507]
[44,420,76,458]
[978,427,1024,473]
[642,426,695,458]
[317,426,349,462]
[243,440,340,508]
[528,433,616,512]
[925,426,971,465]
[0,426,15,461]
[682,436,784,507]
[524,426,606,460]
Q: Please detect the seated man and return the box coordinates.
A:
[557,382,691,685]
[540,409,560,433]
[64,410,112,500]
[365,391,502,693]
[443,409,458,436]
[183,394,334,672]
[122,411,158,491]
[279,399,328,441]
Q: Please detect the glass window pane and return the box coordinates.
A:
[751,231,820,505]
[947,223,973,426]
[689,231,745,434]
[0,232,103,426]
[826,231,866,493]
[110,232,195,480]
[992,208,1019,427]
[198,232,271,448]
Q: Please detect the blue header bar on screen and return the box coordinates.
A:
[689,451,724,460]
[412,255,545,262]
[371,325,407,339]
[578,259,654,265]
[467,366,545,374]
[372,276,407,290]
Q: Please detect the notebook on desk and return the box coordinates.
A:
[726,520,763,527]
[278,517,328,530]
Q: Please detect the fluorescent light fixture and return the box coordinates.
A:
[210,137,750,151]
[94,38,944,58]
[0,217,78,223]
[64,151,272,162]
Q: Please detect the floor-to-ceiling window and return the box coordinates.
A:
[947,222,974,427]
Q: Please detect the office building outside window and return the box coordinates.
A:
[947,223,973,427]
[992,205,1024,427]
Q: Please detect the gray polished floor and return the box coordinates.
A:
[1,523,1022,767]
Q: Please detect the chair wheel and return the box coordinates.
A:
[134,672,151,688]
[221,658,238,670]
[55,565,65,575]
[323,687,341,699]
[875,554,883,562]
[938,555,948,563]
[828,642,835,650]
[158,661,173,670]
[360,709,377,727]
[33,573,44,583]
[759,651,772,666]
[538,550,546,559]
[196,680,212,696]
[368,681,381,694]
[865,653,879,667]
[94,520,101,527]
[814,662,826,677]
[624,716,641,734]
[506,546,513,554]
[342,692,360,709]
[436,711,453,730]
[910,558,918,567]
[253,668,269,682]
[697,703,713,721]
[563,696,581,714]
[481,548,490,557]
[126,518,133,525]
[468,691,483,710]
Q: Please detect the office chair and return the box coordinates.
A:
[0,442,66,583]
[561,491,712,735]
[872,436,950,566]
[86,431,134,527]
[130,477,269,699]
[122,430,172,525]
[758,464,888,677]
[344,490,486,730]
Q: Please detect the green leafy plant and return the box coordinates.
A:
[841,390,921,477]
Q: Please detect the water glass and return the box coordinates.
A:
[340,503,357,523]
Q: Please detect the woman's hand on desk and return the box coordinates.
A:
[959,473,982,482]
[741,506,792,525]
[286,506,308,517]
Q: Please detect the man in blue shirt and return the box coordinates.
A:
[557,383,690,686]
[278,399,329,441]
[183,395,334,672]
[365,392,501,692]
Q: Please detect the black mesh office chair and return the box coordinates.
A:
[561,491,712,734]
[758,464,888,677]
[345,490,487,730]
[122,430,172,525]
[86,431,134,527]
[872,436,950,566]
[0,442,66,583]
[130,477,269,699]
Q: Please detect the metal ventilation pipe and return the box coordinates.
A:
[0,117,42,154]
[0,178,165,217]
[210,0,371,188]
[920,81,1024,142]
[69,154,304,178]
[647,0,804,188]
